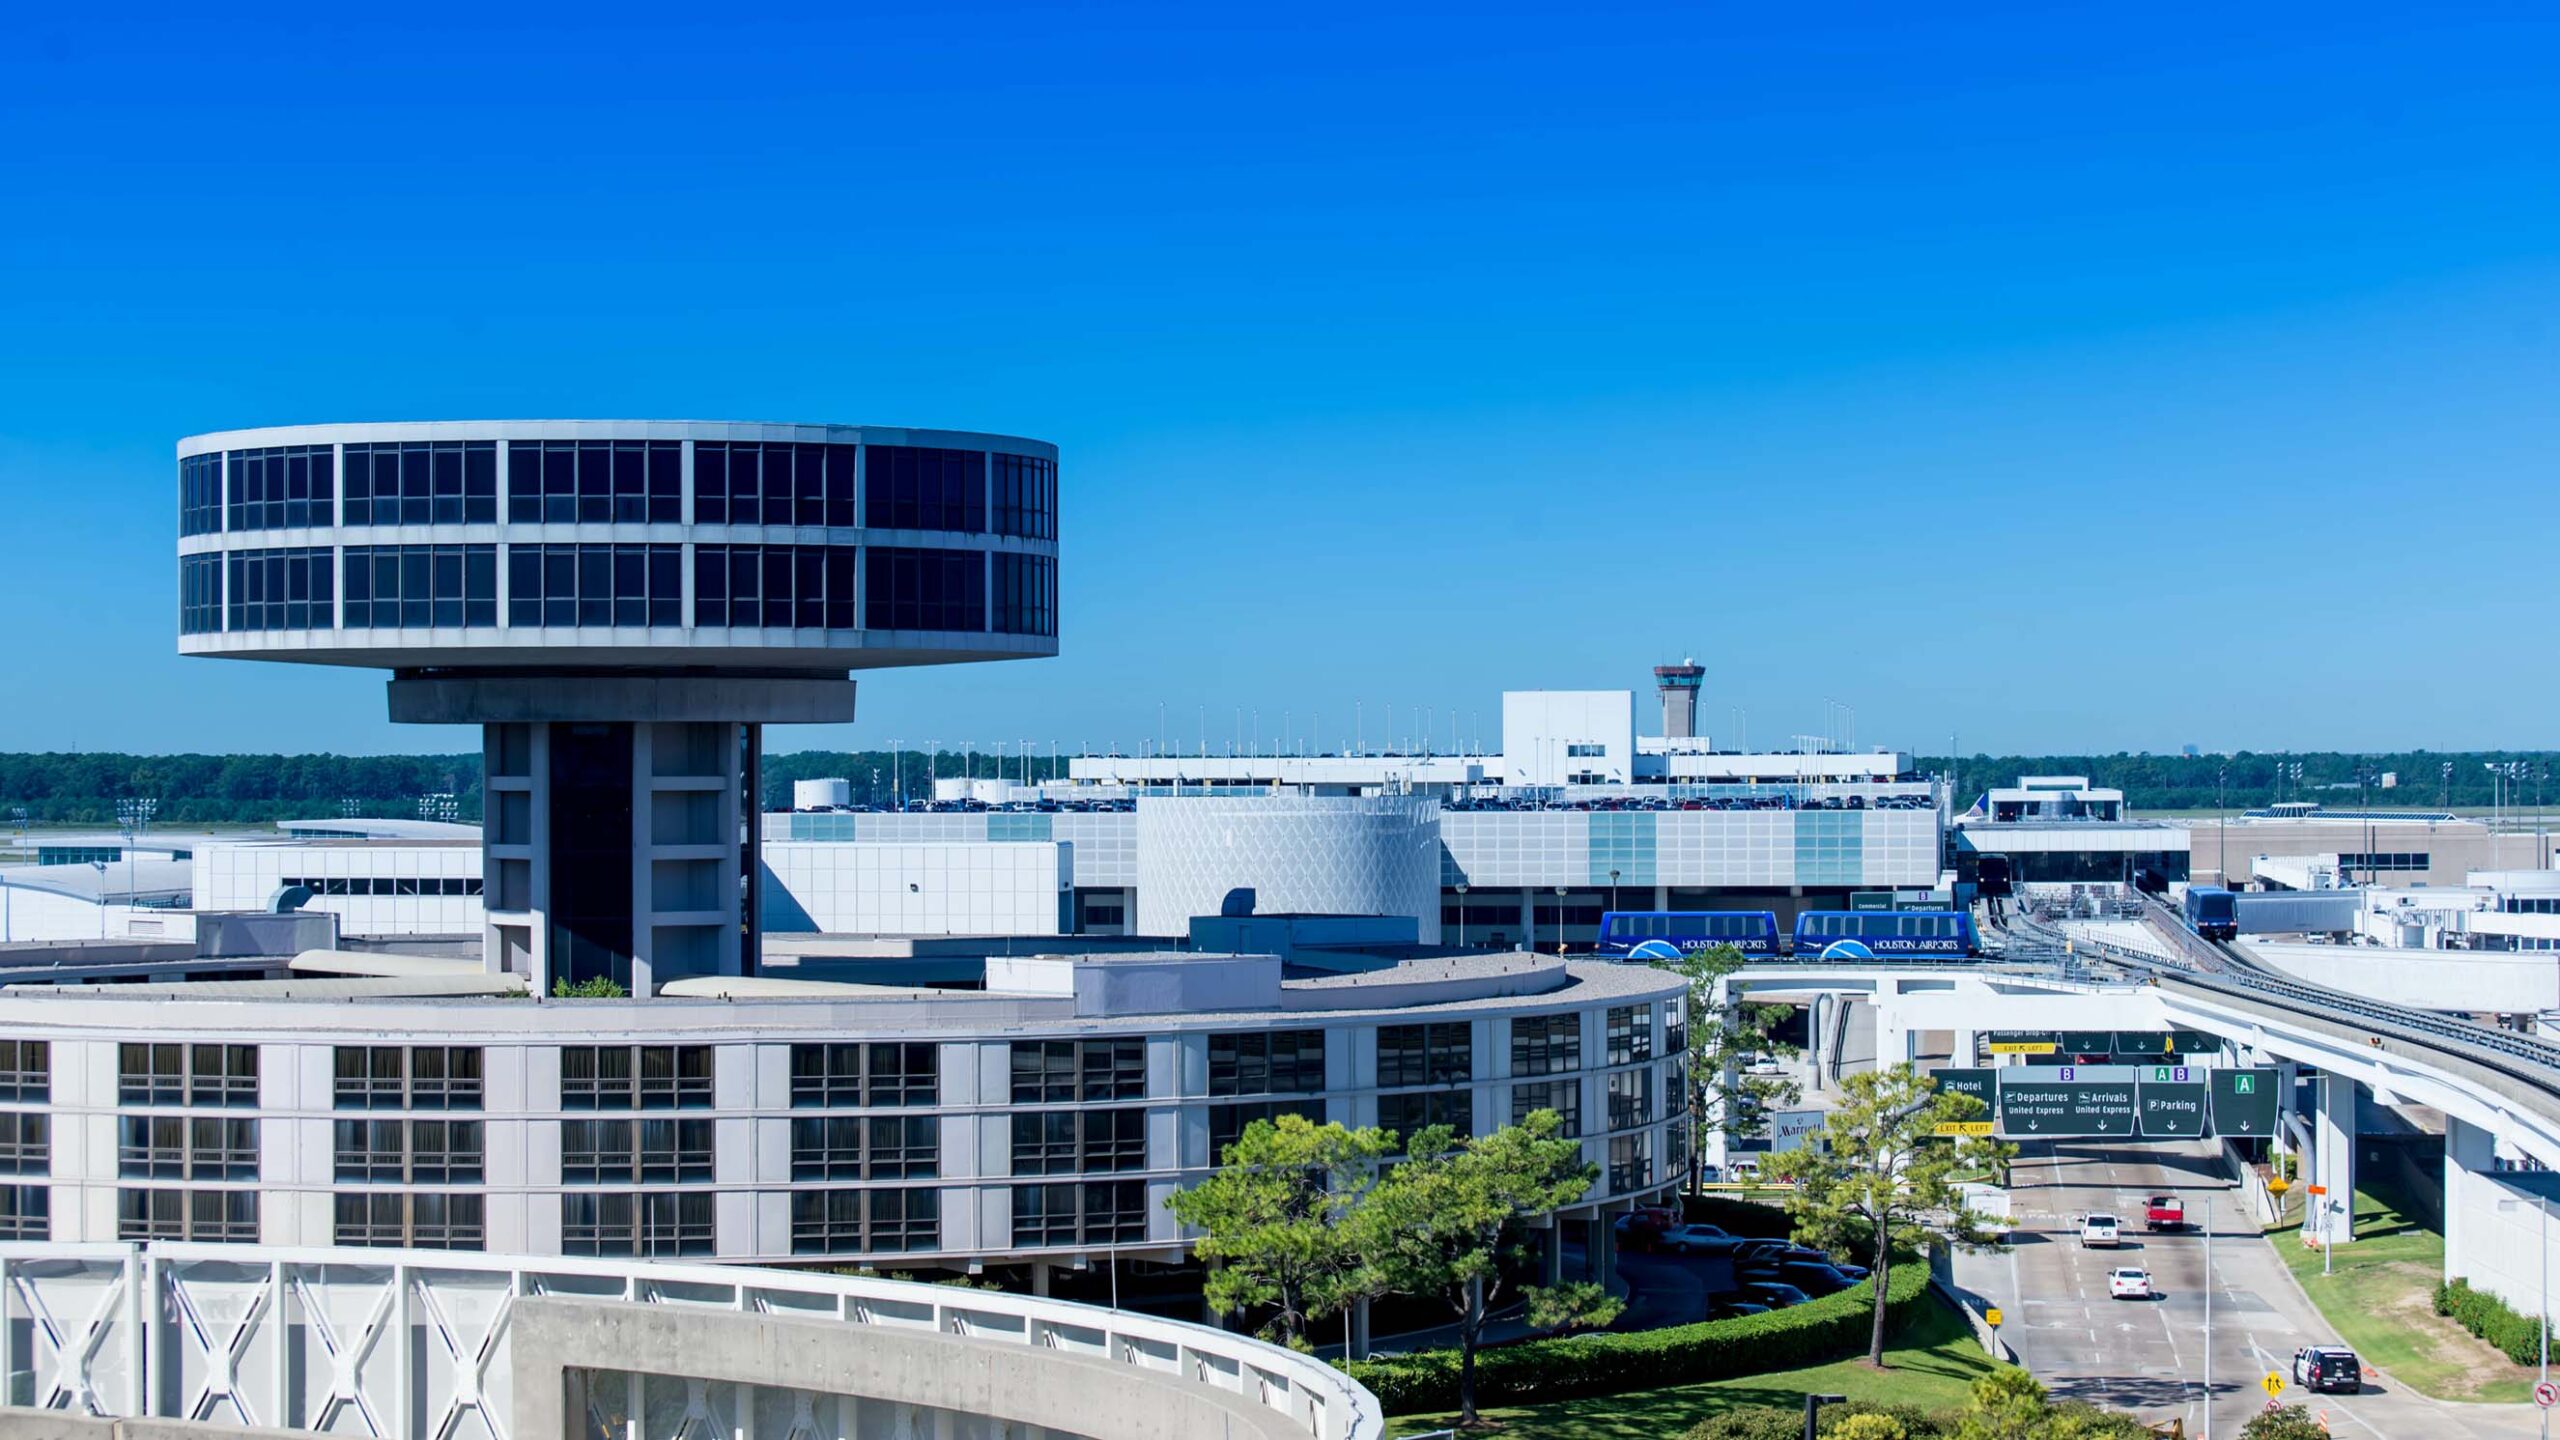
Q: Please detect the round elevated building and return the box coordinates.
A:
[177,420,1058,992]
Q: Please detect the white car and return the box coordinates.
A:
[2080,1214,2121,1248]
[2108,1267,2154,1300]
[1745,1058,1788,1076]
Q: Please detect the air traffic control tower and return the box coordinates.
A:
[177,421,1059,993]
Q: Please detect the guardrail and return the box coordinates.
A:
[0,1241,1384,1440]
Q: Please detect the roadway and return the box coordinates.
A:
[1953,1136,2543,1438]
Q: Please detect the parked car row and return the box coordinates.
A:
[1611,1216,1870,1312]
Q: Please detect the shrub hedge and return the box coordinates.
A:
[1343,1262,1933,1413]
[2432,1277,2546,1365]
[1683,1399,1947,1440]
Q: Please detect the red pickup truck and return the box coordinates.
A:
[2143,1195,2187,1232]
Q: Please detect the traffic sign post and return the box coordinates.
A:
[2263,1370,2285,1398]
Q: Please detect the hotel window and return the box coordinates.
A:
[787,1042,937,1108]
[1010,1179,1145,1248]
[119,1116,258,1181]
[0,1040,50,1103]
[345,441,497,525]
[789,1187,938,1255]
[1010,1106,1145,1176]
[506,440,680,524]
[991,553,1056,637]
[180,453,225,535]
[865,546,985,632]
[342,545,497,628]
[1208,1099,1325,1159]
[559,1118,713,1183]
[1511,1080,1581,1137]
[1510,1014,1582,1077]
[1606,1005,1653,1066]
[788,1114,939,1181]
[559,1045,713,1109]
[561,1192,713,1257]
[1376,1089,1473,1141]
[333,1046,484,1110]
[1207,1030,1325,1097]
[0,1113,47,1175]
[864,446,985,532]
[692,441,855,527]
[990,452,1056,540]
[0,1186,46,1241]
[334,1193,484,1251]
[225,547,334,631]
[1009,1039,1145,1105]
[224,444,335,530]
[506,544,684,628]
[1606,1068,1654,1131]
[118,1043,256,1107]
[118,1189,258,1243]
[1377,1023,1471,1088]
[692,544,857,629]
[1608,1133,1654,1193]
[332,1119,484,1183]
[179,554,224,634]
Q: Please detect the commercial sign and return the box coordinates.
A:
[1998,1065,2138,1137]
[1770,1108,1826,1154]
[2210,1067,2283,1138]
[1932,1068,1997,1108]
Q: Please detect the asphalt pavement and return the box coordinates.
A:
[1953,1136,2545,1438]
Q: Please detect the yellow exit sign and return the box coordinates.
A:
[1935,1121,1995,1136]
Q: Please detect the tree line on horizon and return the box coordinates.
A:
[0,746,2549,826]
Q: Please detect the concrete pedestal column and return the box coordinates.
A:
[1542,1226,1564,1286]
[1350,1296,1371,1360]
[2312,1073,2359,1246]
[1030,1262,1051,1297]
[2444,1115,2493,1284]
[1950,1029,1978,1066]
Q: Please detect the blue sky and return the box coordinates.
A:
[3,3,2556,757]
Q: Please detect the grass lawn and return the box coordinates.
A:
[1381,1295,1999,1438]
[2270,1186,2536,1404]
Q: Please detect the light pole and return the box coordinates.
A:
[2217,765,2227,886]
[88,861,107,938]
[2201,1178,2222,1434]
[1454,883,1469,949]
[1553,886,1568,955]
[1609,867,1621,918]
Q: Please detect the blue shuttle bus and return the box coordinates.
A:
[1595,911,1784,959]
[1791,910,1978,958]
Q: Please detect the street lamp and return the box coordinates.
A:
[1454,883,1469,950]
[1553,886,1568,955]
[1609,867,1621,918]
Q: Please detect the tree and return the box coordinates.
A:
[1762,1063,2013,1367]
[1652,941,1800,1185]
[1164,1113,1393,1350]
[1349,1110,1621,1427]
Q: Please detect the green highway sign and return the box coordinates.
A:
[1998,1065,2138,1137]
[1985,1032,2058,1055]
[2169,1030,2219,1055]
[2113,1032,2174,1056]
[1932,1068,1997,1112]
[2136,1069,2209,1138]
[2211,1067,2283,1138]
[2060,1031,2117,1056]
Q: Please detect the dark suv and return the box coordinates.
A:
[2292,1345,2362,1394]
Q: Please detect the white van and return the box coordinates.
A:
[2080,1213,2121,1248]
